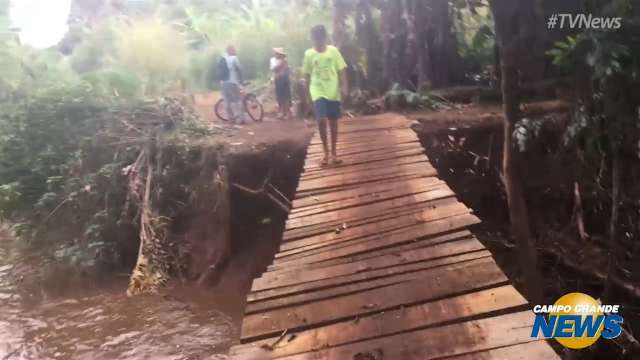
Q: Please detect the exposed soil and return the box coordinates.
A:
[193,92,313,153]
[169,96,313,335]
[0,96,313,359]
[408,99,570,133]
[410,102,639,359]
[4,93,636,358]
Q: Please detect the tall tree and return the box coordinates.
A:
[412,0,430,90]
[426,0,460,88]
[380,0,408,87]
[489,0,544,303]
[333,0,348,48]
[355,0,384,92]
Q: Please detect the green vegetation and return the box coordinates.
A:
[546,0,639,302]
[2,1,639,326]
[0,0,335,292]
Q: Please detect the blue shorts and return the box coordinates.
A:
[313,99,342,121]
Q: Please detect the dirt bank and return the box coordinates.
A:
[411,102,639,359]
[0,108,312,358]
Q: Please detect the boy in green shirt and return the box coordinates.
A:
[303,25,348,166]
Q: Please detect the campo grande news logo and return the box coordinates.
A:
[531,292,624,349]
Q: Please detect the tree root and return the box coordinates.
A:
[540,248,640,299]
[126,154,169,296]
[570,181,588,241]
[540,248,640,355]
[231,169,291,213]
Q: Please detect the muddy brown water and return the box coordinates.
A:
[0,137,308,360]
[0,235,250,360]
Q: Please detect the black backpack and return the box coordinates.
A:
[216,57,230,82]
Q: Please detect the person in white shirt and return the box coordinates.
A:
[269,48,292,119]
[221,45,246,124]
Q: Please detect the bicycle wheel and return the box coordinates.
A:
[214,98,230,122]
[244,94,264,122]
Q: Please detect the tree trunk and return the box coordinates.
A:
[489,0,544,304]
[356,0,384,93]
[427,0,459,88]
[379,1,391,87]
[603,146,621,302]
[413,0,430,90]
[601,74,630,303]
[333,0,347,49]
[380,0,405,87]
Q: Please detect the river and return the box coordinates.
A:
[0,235,250,360]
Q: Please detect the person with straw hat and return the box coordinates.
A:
[270,47,292,120]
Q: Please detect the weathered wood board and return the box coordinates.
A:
[229,114,558,359]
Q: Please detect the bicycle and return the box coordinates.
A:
[214,82,264,122]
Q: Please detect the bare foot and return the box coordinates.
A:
[321,154,329,166]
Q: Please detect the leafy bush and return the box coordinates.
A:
[0,82,216,277]
[181,0,331,88]
[116,19,189,95]
[384,83,450,110]
[454,5,496,81]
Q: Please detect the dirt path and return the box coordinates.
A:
[407,100,570,132]
[193,92,313,153]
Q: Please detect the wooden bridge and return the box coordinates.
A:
[229,114,558,359]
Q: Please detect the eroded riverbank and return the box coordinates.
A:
[0,119,311,360]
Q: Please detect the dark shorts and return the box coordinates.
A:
[274,76,291,108]
[313,98,342,120]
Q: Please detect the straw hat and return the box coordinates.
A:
[273,47,287,56]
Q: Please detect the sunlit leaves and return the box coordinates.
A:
[117,19,189,95]
[513,118,542,152]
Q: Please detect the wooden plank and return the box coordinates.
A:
[272,213,480,270]
[307,125,412,140]
[295,172,434,199]
[284,192,458,242]
[300,155,428,181]
[276,200,470,264]
[291,177,441,211]
[308,131,407,146]
[254,237,487,293]
[308,121,411,140]
[286,187,456,231]
[446,341,560,359]
[250,249,489,304]
[288,180,444,220]
[328,123,409,132]
[274,213,479,273]
[230,114,554,360]
[308,128,409,145]
[247,252,493,313]
[333,119,410,131]
[306,137,418,155]
[306,142,422,161]
[333,113,407,124]
[269,231,474,276]
[300,159,429,185]
[306,137,419,157]
[298,168,437,198]
[303,148,426,173]
[231,286,527,359]
[271,312,548,360]
[264,233,478,290]
[282,199,455,255]
[304,146,423,169]
[284,199,450,243]
[240,259,508,341]
[338,116,410,128]
[307,137,418,155]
